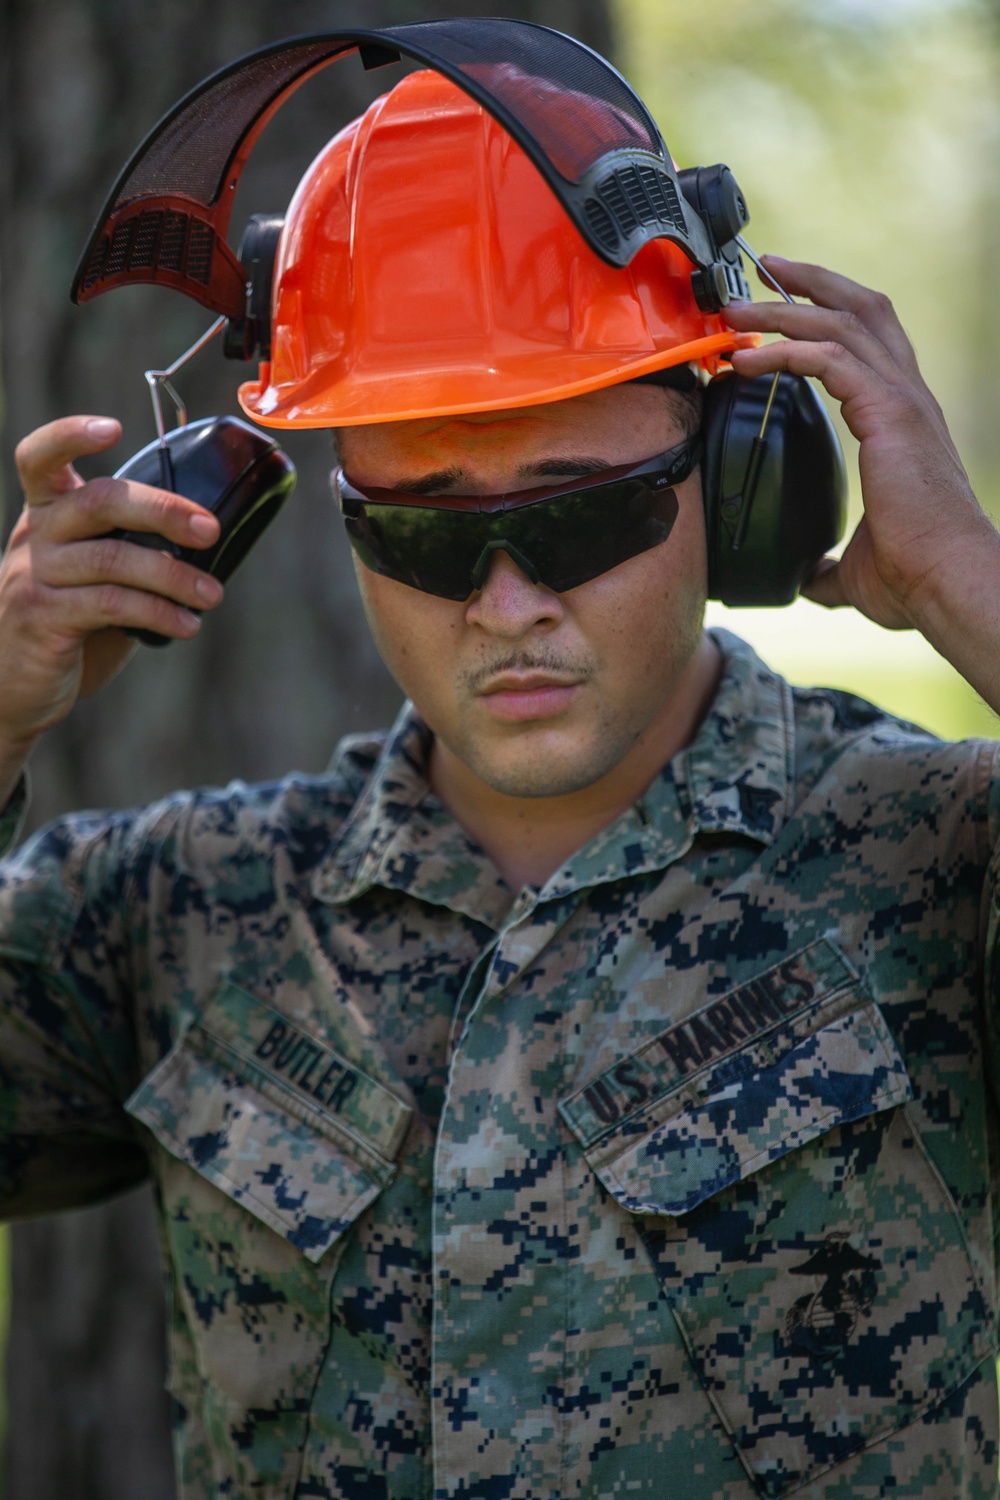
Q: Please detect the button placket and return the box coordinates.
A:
[431,893,581,1498]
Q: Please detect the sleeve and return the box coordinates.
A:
[977,742,1000,1294]
[0,801,162,1218]
[982,742,1000,1021]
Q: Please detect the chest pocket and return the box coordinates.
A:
[126,980,412,1261]
[558,939,995,1500]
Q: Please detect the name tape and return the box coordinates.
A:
[195,984,410,1157]
[254,1017,360,1108]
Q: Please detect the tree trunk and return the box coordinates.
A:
[0,1,615,1493]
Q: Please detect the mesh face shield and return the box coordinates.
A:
[71,18,750,320]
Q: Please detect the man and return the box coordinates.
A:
[2,57,1000,1500]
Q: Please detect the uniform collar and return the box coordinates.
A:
[685,627,794,842]
[313,705,513,928]
[312,630,793,924]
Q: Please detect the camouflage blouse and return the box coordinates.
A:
[1,630,999,1499]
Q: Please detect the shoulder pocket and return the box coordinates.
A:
[559,939,994,1498]
[126,981,412,1262]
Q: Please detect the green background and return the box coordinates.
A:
[621,0,1000,741]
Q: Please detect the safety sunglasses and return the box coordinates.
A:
[335,437,701,601]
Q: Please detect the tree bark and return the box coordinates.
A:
[0,1,616,1494]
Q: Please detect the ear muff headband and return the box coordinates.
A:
[703,371,848,606]
[70,17,750,320]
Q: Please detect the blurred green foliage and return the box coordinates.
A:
[615,0,1000,740]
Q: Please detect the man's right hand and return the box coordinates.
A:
[0,415,224,804]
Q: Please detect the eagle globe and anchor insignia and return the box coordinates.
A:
[782,1232,881,1359]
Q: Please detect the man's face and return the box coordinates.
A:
[338,382,709,800]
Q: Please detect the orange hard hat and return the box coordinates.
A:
[239,68,756,430]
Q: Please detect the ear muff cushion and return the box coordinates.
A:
[702,371,847,606]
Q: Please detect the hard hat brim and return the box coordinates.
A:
[239,332,758,429]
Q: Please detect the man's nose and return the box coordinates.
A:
[464,547,564,637]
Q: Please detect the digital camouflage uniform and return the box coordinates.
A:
[1,629,999,1500]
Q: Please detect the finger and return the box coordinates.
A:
[731,256,950,435]
[728,338,940,446]
[15,416,122,505]
[724,295,905,386]
[729,336,880,411]
[728,322,953,454]
[42,535,225,612]
[40,475,221,552]
[800,557,850,610]
[759,256,925,384]
[730,334,963,466]
[725,296,950,441]
[29,579,205,643]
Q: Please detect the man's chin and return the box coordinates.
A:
[456,735,629,801]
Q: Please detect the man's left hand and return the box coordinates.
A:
[724,258,1000,711]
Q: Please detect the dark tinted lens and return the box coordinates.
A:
[342,473,681,599]
[483,478,679,592]
[343,504,490,600]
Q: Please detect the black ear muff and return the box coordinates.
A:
[223,213,284,361]
[110,415,296,646]
[702,371,847,606]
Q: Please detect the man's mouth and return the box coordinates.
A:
[476,671,583,722]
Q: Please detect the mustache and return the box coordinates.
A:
[460,649,593,693]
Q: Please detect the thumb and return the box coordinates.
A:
[800,556,850,610]
[16,415,122,504]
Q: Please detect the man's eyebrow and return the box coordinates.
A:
[389,457,613,494]
[518,457,612,480]
[390,467,465,495]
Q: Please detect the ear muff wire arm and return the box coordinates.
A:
[725,236,797,550]
[141,314,227,491]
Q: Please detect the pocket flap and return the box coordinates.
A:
[126,982,412,1261]
[559,940,913,1216]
